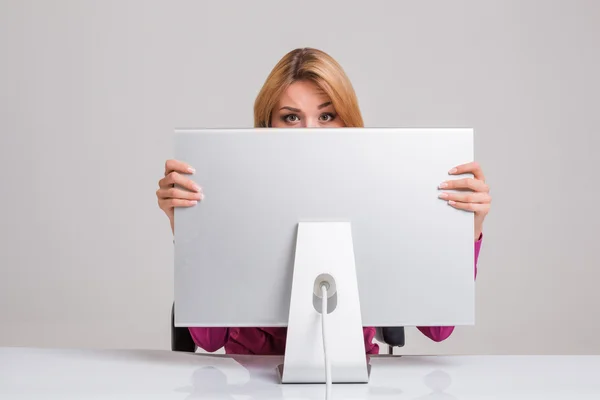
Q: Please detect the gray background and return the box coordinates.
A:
[1,0,598,355]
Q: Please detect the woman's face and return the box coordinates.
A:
[271,80,345,128]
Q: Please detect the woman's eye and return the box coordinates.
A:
[319,113,336,122]
[284,114,299,123]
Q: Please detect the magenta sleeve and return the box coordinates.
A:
[188,327,230,352]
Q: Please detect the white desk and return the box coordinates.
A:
[1,347,598,399]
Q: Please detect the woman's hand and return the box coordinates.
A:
[157,159,204,233]
[438,162,491,241]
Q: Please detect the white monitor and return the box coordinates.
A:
[173,127,475,383]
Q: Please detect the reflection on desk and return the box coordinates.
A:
[1,347,599,399]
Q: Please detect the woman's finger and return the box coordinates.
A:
[156,187,204,201]
[449,161,485,181]
[447,201,491,213]
[159,171,201,192]
[165,159,196,176]
[158,198,198,209]
[439,177,489,192]
[438,191,491,204]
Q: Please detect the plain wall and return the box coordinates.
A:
[1,0,598,355]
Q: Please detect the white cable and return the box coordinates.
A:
[321,284,332,400]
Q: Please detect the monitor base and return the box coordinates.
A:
[276,363,371,384]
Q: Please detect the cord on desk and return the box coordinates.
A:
[321,284,331,400]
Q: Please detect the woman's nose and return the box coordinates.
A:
[305,118,319,128]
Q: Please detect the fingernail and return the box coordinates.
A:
[190,200,198,205]
[449,200,456,205]
[187,167,196,174]
[199,193,205,200]
[449,168,458,174]
[438,193,449,199]
[193,184,201,192]
[439,182,448,189]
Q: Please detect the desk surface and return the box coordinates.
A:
[1,347,599,399]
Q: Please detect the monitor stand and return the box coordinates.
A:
[278,222,370,384]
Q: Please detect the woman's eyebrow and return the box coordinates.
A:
[318,101,332,109]
[279,106,301,112]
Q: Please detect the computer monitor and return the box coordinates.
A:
[173,127,474,383]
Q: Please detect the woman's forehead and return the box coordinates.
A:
[277,81,332,108]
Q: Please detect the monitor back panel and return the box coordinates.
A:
[174,128,475,328]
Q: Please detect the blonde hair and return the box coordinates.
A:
[254,48,364,128]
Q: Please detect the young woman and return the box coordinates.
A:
[156,48,491,355]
